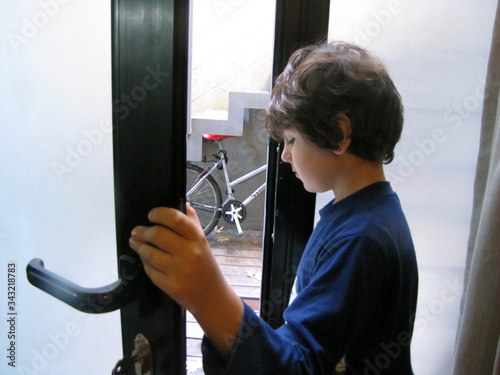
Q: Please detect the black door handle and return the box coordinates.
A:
[26,255,143,314]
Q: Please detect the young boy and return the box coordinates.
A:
[129,41,418,374]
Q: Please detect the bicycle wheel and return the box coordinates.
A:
[186,163,222,236]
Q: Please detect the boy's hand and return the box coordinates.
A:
[129,205,243,359]
[129,204,215,312]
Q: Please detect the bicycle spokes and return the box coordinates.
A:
[223,200,247,235]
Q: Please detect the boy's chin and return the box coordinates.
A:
[302,183,319,194]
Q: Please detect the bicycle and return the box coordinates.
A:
[186,134,267,236]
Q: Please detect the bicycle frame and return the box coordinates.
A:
[226,164,267,206]
[187,150,267,208]
[186,145,267,235]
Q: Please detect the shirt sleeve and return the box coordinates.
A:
[202,234,387,375]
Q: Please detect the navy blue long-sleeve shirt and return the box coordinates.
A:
[203,182,418,374]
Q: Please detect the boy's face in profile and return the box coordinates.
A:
[281,127,339,194]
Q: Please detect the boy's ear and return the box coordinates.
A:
[333,114,352,155]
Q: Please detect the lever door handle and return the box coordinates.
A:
[26,256,143,314]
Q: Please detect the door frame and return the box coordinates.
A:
[111,0,332,369]
[112,0,189,373]
[261,0,331,328]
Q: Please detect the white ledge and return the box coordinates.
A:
[187,91,270,161]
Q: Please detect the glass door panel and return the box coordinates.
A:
[0,2,121,373]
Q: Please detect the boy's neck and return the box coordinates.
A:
[332,155,386,204]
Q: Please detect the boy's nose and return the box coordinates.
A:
[281,144,291,163]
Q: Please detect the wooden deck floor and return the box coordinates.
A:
[186,230,264,373]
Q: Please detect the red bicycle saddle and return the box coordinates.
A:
[202,134,236,142]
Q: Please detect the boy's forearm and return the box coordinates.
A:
[191,280,244,361]
[128,206,244,360]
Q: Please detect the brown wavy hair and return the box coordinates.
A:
[266,41,403,164]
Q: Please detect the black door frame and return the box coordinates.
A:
[261,0,331,328]
[112,0,189,373]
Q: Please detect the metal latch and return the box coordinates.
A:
[112,334,153,375]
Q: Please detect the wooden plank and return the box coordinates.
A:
[223,273,261,285]
[211,248,263,258]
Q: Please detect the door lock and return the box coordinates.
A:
[112,334,153,375]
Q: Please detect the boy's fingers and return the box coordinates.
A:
[129,226,148,250]
[134,241,171,277]
[186,204,202,226]
[148,206,204,240]
[144,224,185,255]
[130,224,178,258]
